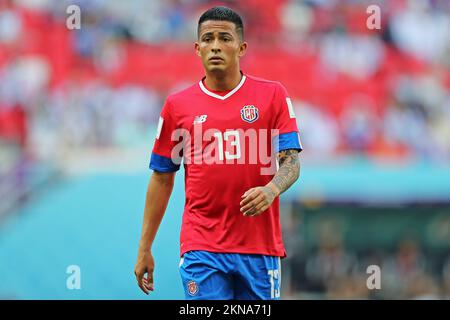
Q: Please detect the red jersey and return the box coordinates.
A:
[150,73,302,257]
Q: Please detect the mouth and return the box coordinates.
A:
[209,57,224,62]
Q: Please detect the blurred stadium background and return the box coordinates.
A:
[1,0,450,299]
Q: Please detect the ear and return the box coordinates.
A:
[194,42,201,57]
[238,41,248,58]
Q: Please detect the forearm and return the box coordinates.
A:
[138,172,175,252]
[267,149,300,197]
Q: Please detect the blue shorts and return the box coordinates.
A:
[179,250,281,300]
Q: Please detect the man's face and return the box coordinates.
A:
[195,20,247,74]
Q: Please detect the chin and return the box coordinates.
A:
[207,65,227,73]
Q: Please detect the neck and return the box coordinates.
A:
[204,68,242,91]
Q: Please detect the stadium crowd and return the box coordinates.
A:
[1,0,449,163]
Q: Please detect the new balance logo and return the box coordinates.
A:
[193,115,208,124]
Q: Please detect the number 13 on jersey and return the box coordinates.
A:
[213,130,241,161]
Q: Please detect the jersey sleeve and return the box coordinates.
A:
[149,98,182,172]
[272,83,303,153]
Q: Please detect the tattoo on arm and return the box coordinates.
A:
[271,149,300,196]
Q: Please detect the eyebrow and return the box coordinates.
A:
[201,32,233,38]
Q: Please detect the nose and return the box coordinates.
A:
[211,38,221,53]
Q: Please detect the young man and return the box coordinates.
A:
[134,6,302,300]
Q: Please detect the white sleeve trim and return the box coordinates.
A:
[286,98,296,119]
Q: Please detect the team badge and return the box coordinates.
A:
[240,105,259,123]
[187,280,198,296]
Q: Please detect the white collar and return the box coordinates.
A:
[199,75,246,100]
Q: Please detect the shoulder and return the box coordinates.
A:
[245,74,286,92]
[245,74,289,100]
[245,74,289,104]
[166,82,201,106]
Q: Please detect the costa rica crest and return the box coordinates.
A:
[187,280,198,296]
[240,105,259,123]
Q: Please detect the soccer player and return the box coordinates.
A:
[134,6,302,300]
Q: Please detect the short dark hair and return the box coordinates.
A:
[198,6,244,40]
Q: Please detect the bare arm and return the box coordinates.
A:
[134,171,175,294]
[268,149,301,197]
[240,149,300,216]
